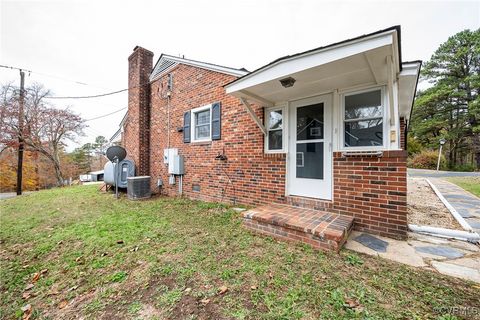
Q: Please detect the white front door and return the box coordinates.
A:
[288,94,332,199]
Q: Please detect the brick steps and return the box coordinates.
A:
[242,203,354,252]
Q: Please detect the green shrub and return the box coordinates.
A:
[451,163,476,172]
[408,150,446,170]
[406,135,424,157]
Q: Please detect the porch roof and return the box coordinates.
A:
[225,26,420,119]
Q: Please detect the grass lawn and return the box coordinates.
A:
[1,186,479,320]
[445,177,480,198]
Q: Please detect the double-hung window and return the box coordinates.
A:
[265,106,285,153]
[191,105,211,142]
[343,88,385,148]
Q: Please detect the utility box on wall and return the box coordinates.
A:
[168,155,184,175]
[164,148,178,164]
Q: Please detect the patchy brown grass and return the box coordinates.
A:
[1,186,479,319]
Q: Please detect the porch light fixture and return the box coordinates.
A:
[279,77,296,88]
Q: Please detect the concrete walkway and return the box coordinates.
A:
[346,231,480,283]
[428,178,480,234]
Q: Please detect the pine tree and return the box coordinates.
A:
[411,29,480,169]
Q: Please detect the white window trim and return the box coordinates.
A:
[340,86,387,151]
[264,105,286,153]
[191,104,212,142]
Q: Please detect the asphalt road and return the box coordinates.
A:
[408,168,480,178]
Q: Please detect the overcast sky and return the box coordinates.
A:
[1,0,479,150]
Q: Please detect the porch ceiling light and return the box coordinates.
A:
[279,77,296,88]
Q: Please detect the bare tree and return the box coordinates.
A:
[0,83,85,186]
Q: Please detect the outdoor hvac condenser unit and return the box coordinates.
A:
[127,176,151,200]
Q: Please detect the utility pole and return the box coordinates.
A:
[16,70,25,195]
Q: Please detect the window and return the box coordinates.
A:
[343,88,384,148]
[191,105,211,142]
[265,107,285,152]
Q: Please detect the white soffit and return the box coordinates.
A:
[226,30,396,96]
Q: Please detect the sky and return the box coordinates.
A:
[1,0,479,151]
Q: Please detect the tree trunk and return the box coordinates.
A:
[52,148,64,186]
[474,134,480,170]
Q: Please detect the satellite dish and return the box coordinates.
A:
[106,146,127,162]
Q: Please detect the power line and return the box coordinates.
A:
[1,63,154,100]
[0,64,112,90]
[84,107,127,122]
[47,87,130,99]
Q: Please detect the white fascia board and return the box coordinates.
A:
[400,62,421,77]
[158,55,248,78]
[226,32,395,94]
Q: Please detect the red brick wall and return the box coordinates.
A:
[148,64,286,205]
[124,46,153,176]
[124,51,408,239]
[332,151,408,239]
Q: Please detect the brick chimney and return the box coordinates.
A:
[126,46,153,176]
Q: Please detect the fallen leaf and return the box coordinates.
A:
[48,289,60,296]
[117,240,124,244]
[22,292,31,300]
[130,246,139,252]
[268,271,274,279]
[184,287,192,293]
[200,298,210,305]
[21,304,32,312]
[58,300,68,309]
[57,241,63,245]
[31,273,40,283]
[344,298,361,309]
[250,285,258,290]
[22,264,30,269]
[67,285,78,292]
[75,256,83,264]
[354,305,365,313]
[24,283,34,291]
[21,303,32,320]
[101,252,108,257]
[218,286,228,295]
[40,269,48,275]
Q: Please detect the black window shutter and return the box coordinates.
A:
[183,111,191,143]
[211,102,221,140]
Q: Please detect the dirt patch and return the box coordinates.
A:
[408,178,463,230]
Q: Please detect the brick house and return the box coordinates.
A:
[121,26,421,247]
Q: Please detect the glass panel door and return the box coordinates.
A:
[288,94,332,200]
[296,103,324,180]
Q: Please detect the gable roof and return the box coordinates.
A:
[225,26,402,89]
[150,54,249,81]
